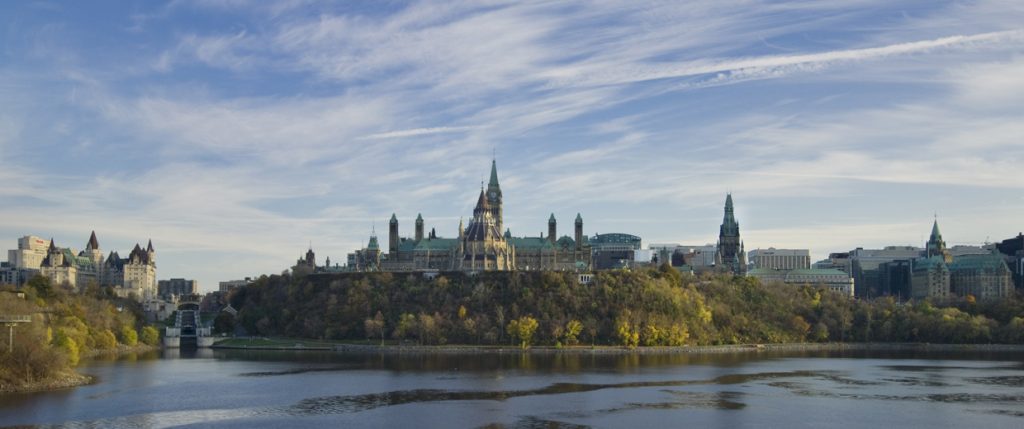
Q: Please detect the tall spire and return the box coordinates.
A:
[147,239,154,252]
[488,158,500,189]
[87,231,99,250]
[723,193,736,224]
[930,218,942,241]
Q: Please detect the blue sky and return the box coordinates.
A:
[1,0,1022,291]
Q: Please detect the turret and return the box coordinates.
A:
[389,213,399,255]
[575,213,583,251]
[415,213,424,242]
[926,217,951,262]
[305,246,316,267]
[86,231,99,251]
[548,213,557,244]
[146,239,155,265]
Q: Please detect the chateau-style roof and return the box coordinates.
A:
[367,235,380,251]
[913,256,948,272]
[575,213,583,223]
[390,213,398,223]
[930,220,942,241]
[549,213,556,223]
[147,239,154,252]
[950,253,1009,272]
[416,213,423,222]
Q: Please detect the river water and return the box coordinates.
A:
[2,348,1024,428]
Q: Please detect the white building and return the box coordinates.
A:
[748,248,811,270]
[748,268,855,297]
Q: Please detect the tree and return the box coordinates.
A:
[563,320,583,346]
[214,312,236,335]
[140,326,160,346]
[393,313,417,343]
[615,314,639,349]
[364,311,385,345]
[120,326,138,347]
[507,316,539,349]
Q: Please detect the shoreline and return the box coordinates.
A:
[1,344,160,395]
[212,340,1024,354]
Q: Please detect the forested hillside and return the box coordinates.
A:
[229,265,1024,347]
[0,277,160,392]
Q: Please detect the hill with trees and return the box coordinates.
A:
[226,265,1024,348]
[0,276,160,393]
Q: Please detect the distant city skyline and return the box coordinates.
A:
[1,1,1022,291]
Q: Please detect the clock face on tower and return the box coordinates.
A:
[488,191,497,200]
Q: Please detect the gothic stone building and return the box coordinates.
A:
[346,160,591,273]
[715,193,747,275]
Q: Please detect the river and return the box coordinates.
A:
[2,348,1023,428]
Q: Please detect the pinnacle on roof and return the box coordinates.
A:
[147,239,154,252]
[488,158,500,189]
[476,188,490,210]
[48,238,57,252]
[390,213,398,223]
[575,213,583,223]
[87,231,99,250]
[722,193,737,225]
[416,213,423,222]
[930,219,942,241]
[549,213,556,223]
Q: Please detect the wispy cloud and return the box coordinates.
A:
[360,126,479,140]
[3,0,1024,288]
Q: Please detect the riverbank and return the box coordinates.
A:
[0,344,159,395]
[211,338,1024,354]
[0,370,92,395]
[333,342,1024,355]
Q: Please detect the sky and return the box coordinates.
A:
[1,0,1022,291]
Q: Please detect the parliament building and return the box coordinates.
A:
[343,160,592,272]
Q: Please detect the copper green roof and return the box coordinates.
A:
[367,235,380,250]
[413,238,458,251]
[930,219,942,241]
[950,253,1009,272]
[510,237,554,250]
[488,159,500,188]
[390,213,398,223]
[575,213,583,223]
[913,256,948,271]
[416,213,423,222]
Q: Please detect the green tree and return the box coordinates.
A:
[140,326,160,346]
[507,316,539,349]
[393,313,417,343]
[120,326,138,347]
[563,320,583,346]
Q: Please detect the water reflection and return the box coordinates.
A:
[4,349,1024,429]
